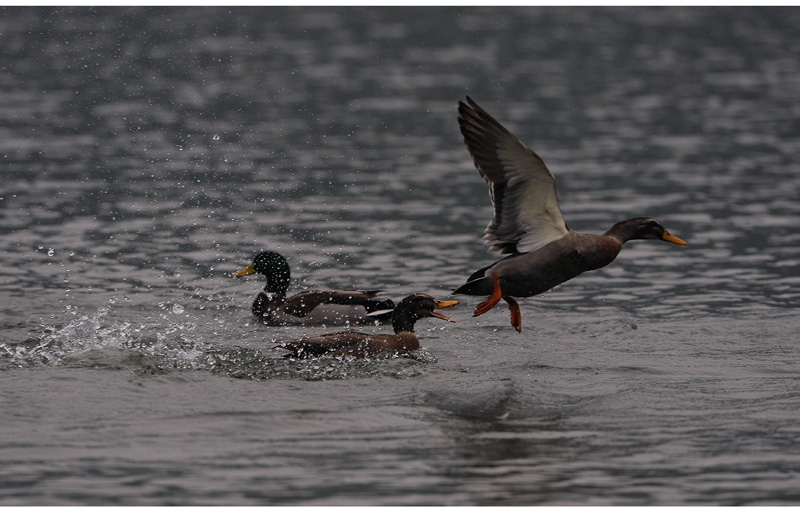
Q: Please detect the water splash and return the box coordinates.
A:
[0,306,211,371]
[0,306,434,380]
[204,344,433,381]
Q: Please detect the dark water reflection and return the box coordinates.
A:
[2,6,800,505]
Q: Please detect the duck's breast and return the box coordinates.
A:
[577,234,623,272]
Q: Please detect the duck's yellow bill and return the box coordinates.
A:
[431,299,459,322]
[232,264,256,277]
[434,299,459,310]
[662,232,687,245]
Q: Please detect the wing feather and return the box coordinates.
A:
[282,290,381,317]
[458,96,568,254]
[275,332,394,357]
[275,332,367,356]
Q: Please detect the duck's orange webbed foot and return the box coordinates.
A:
[505,296,522,333]
[474,274,502,317]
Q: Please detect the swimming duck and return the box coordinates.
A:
[232,251,395,326]
[273,293,459,358]
[453,96,687,332]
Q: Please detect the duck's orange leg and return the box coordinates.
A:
[474,274,502,317]
[505,296,522,333]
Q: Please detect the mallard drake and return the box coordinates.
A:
[232,251,395,326]
[274,293,459,358]
[453,96,687,332]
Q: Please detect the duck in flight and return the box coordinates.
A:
[233,251,394,326]
[273,293,458,358]
[452,96,686,332]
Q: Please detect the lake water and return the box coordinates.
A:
[2,6,800,505]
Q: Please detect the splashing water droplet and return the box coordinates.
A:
[172,304,185,315]
[47,248,55,256]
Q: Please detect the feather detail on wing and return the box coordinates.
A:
[274,332,395,358]
[275,332,367,351]
[281,290,382,317]
[458,96,568,255]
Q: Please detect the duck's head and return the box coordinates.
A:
[608,218,687,245]
[392,293,459,333]
[232,251,291,294]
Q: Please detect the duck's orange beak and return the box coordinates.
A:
[431,299,459,322]
[232,263,256,277]
[662,231,687,245]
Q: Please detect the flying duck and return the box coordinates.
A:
[453,96,687,332]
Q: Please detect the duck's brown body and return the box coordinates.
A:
[275,294,458,358]
[456,231,622,298]
[275,331,421,359]
[453,96,686,331]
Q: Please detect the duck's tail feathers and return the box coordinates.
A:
[453,276,489,296]
[453,263,495,295]
[360,289,385,297]
[364,298,395,320]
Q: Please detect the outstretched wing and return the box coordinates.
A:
[458,96,568,255]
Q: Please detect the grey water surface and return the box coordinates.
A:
[2,6,800,505]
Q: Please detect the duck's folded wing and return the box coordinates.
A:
[274,332,372,356]
[282,290,382,317]
[458,96,568,255]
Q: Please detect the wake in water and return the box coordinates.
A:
[0,305,434,381]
